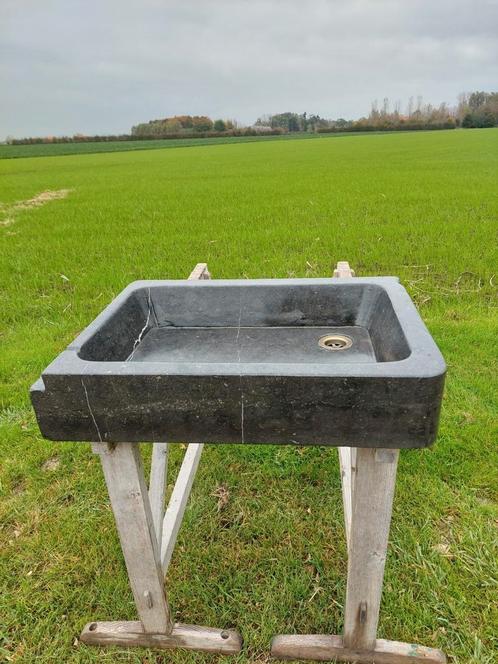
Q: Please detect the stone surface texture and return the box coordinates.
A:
[31,278,446,448]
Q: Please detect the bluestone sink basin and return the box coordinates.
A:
[31,278,446,448]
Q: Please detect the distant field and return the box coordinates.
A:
[0,132,324,159]
[1,129,497,663]
[0,128,440,159]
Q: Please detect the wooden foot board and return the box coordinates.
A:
[81,621,242,655]
[271,634,446,663]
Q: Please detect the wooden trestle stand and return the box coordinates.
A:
[80,262,446,664]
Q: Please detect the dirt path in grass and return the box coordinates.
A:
[0,189,72,227]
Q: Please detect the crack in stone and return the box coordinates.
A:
[235,290,245,444]
[81,379,102,442]
[128,288,152,361]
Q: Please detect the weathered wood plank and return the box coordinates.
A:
[92,442,172,634]
[343,447,399,650]
[161,443,204,574]
[351,447,357,495]
[338,446,354,548]
[335,260,357,550]
[81,620,242,655]
[157,262,210,574]
[271,634,446,663]
[188,262,211,280]
[149,442,168,547]
[333,260,355,278]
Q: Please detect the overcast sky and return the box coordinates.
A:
[1,0,497,137]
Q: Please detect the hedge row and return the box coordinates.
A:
[317,121,457,134]
[9,128,285,146]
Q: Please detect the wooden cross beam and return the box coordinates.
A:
[160,442,204,574]
[149,442,168,546]
[81,621,242,654]
[271,635,446,663]
[149,263,209,575]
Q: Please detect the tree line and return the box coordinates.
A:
[253,92,497,133]
[5,91,497,145]
[457,91,498,128]
[131,115,237,136]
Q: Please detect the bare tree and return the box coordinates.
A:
[407,96,414,118]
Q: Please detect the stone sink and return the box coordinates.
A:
[31,278,446,448]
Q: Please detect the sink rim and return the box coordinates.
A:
[41,277,446,381]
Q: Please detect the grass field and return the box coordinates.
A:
[0,129,442,160]
[0,129,497,663]
[0,133,325,159]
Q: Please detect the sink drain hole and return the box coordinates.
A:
[318,334,353,351]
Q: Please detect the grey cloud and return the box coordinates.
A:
[1,0,497,137]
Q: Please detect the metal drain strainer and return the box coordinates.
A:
[318,334,353,351]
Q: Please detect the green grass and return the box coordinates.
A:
[1,129,497,663]
[0,129,442,160]
[0,132,325,159]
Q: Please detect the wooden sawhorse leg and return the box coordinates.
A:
[80,442,241,654]
[80,264,242,656]
[271,261,446,664]
[271,447,445,663]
